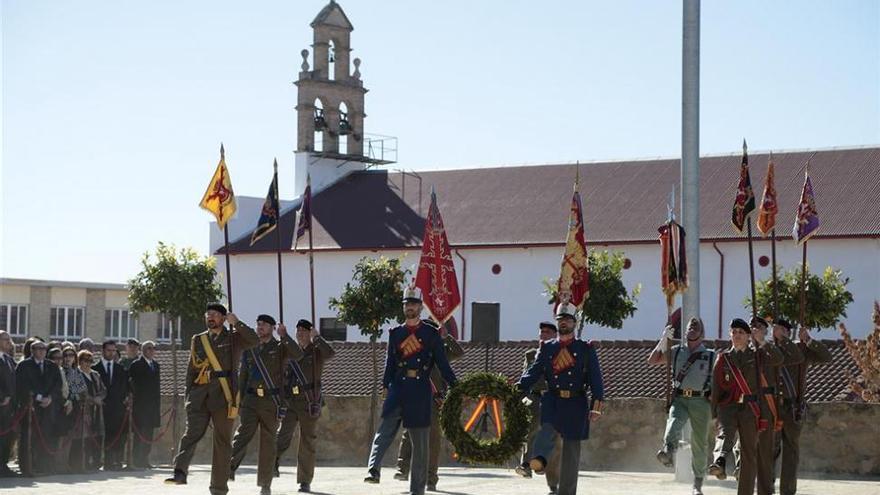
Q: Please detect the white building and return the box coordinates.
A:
[211,2,880,341]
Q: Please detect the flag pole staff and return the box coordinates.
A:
[769,154,778,316]
[742,140,757,318]
[664,186,675,410]
[221,144,233,311]
[308,185,316,325]
[273,159,284,323]
[797,158,815,329]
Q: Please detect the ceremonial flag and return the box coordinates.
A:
[414,189,461,332]
[731,140,756,233]
[293,175,312,251]
[793,166,820,245]
[756,156,778,236]
[557,187,589,308]
[250,160,280,246]
[199,144,236,229]
[658,220,688,308]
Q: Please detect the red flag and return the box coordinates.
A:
[756,157,778,236]
[414,190,461,331]
[658,220,688,308]
[557,188,589,308]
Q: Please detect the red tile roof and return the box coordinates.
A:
[154,339,859,402]
[225,147,880,254]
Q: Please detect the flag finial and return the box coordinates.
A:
[220,143,225,158]
[742,139,747,153]
[574,161,580,190]
[273,157,278,170]
[667,185,676,222]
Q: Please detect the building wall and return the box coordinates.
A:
[222,237,880,341]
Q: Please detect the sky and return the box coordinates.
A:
[2,0,878,284]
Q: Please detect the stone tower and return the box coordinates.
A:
[295,0,366,157]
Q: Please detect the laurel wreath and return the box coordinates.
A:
[439,372,532,465]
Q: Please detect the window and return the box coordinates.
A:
[50,306,84,339]
[105,309,138,340]
[157,313,182,343]
[319,318,347,341]
[0,304,28,336]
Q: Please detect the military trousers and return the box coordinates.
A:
[173,403,234,495]
[275,396,319,484]
[532,422,581,495]
[663,396,711,478]
[774,402,803,495]
[714,404,758,495]
[367,404,430,495]
[521,400,562,491]
[396,401,441,486]
[230,396,279,488]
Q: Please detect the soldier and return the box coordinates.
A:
[363,287,458,495]
[648,317,714,495]
[517,303,605,495]
[774,319,831,495]
[274,318,335,493]
[165,303,259,495]
[708,318,783,495]
[0,331,17,477]
[514,322,562,495]
[230,314,303,494]
[393,318,464,492]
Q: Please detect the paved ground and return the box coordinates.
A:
[0,465,877,494]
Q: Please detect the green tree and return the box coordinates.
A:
[746,264,853,331]
[543,250,641,335]
[329,256,410,436]
[127,242,223,461]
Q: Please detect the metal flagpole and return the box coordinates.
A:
[224,226,233,312]
[799,243,808,328]
[746,219,757,317]
[274,160,284,323]
[771,228,778,316]
[308,204,316,326]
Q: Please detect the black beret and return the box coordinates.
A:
[730,318,751,333]
[749,316,768,328]
[774,318,793,331]
[295,319,313,330]
[539,321,558,332]
[206,303,228,316]
[257,314,276,326]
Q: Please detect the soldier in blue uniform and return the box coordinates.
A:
[363,287,458,495]
[517,302,604,495]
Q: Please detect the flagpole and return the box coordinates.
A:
[771,228,778,316]
[798,242,807,328]
[224,226,233,311]
[308,204,316,326]
[273,161,284,323]
[746,219,757,317]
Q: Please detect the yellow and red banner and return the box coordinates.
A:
[199,145,237,230]
[557,189,589,309]
[756,158,778,236]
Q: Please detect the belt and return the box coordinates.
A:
[246,387,280,396]
[674,388,710,398]
[554,389,585,399]
[405,369,420,378]
[211,370,232,378]
[737,394,758,404]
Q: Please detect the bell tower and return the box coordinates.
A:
[296,0,364,156]
[293,1,396,197]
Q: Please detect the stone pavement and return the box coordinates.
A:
[0,465,877,494]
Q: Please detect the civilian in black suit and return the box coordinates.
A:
[15,339,62,476]
[93,340,129,470]
[0,331,18,477]
[128,340,161,469]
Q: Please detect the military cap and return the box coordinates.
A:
[403,286,423,303]
[295,319,313,330]
[206,303,228,315]
[47,347,62,359]
[126,338,141,347]
[730,318,751,333]
[31,340,47,349]
[749,316,769,329]
[539,321,558,332]
[257,314,277,326]
[774,318,793,331]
